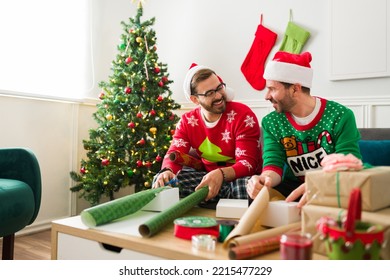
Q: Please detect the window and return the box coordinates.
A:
[0,0,90,100]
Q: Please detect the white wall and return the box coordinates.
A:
[1,0,390,234]
[91,0,390,110]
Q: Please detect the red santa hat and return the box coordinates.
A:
[183,63,234,102]
[263,51,313,88]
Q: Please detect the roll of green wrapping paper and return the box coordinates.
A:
[139,186,209,237]
[80,187,170,227]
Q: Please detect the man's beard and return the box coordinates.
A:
[199,97,226,114]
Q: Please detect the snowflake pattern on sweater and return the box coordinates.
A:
[261,98,361,182]
[163,101,262,178]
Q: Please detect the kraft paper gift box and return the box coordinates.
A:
[305,166,390,211]
[302,204,390,259]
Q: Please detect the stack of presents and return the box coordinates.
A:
[302,132,390,260]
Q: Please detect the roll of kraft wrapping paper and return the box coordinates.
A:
[81,187,170,227]
[223,187,269,247]
[228,222,301,248]
[139,186,209,237]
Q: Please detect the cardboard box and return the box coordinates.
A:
[302,204,390,259]
[306,166,390,211]
[260,200,301,228]
[216,199,248,219]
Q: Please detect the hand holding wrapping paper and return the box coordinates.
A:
[80,187,170,227]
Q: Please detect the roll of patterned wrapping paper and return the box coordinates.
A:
[139,186,209,237]
[80,187,170,227]
[228,235,281,260]
[223,187,270,247]
[168,150,204,170]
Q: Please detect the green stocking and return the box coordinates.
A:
[279,13,310,54]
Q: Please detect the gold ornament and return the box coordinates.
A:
[149,127,157,135]
[106,114,113,120]
[136,37,143,43]
[144,181,150,188]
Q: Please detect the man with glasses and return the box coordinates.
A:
[152,63,262,203]
[246,51,362,207]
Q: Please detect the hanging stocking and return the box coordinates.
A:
[241,14,277,91]
[279,10,310,54]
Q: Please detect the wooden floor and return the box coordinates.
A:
[0,230,51,260]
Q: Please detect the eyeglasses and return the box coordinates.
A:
[192,83,226,98]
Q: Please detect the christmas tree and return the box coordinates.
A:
[70,3,181,206]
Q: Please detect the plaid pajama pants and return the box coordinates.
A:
[154,167,249,202]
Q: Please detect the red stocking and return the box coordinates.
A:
[241,16,277,91]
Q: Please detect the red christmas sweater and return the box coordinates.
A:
[162,101,262,178]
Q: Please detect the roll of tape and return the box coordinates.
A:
[192,234,217,251]
[174,216,219,240]
[217,220,238,242]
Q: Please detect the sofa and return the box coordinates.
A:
[358,128,390,166]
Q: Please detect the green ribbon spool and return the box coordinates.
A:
[217,219,238,242]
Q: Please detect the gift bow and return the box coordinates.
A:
[321,153,363,172]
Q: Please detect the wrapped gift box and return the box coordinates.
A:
[260,200,301,228]
[216,199,248,219]
[302,204,390,259]
[305,166,390,211]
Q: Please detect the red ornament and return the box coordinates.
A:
[156,155,162,162]
[150,109,156,116]
[98,92,105,99]
[101,159,110,166]
[154,67,160,73]
[128,122,135,128]
[145,161,152,168]
[170,129,175,135]
[136,160,143,167]
[157,95,163,102]
[162,76,168,83]
[125,87,132,94]
[80,167,86,174]
[125,57,133,64]
[138,139,146,145]
[136,112,143,118]
[158,81,164,87]
[141,86,146,92]
[169,113,175,121]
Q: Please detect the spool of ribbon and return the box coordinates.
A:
[217,220,238,242]
[192,234,217,251]
[173,216,219,240]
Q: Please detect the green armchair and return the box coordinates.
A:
[0,148,41,260]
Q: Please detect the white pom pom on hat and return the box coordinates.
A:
[263,51,313,88]
[183,63,235,102]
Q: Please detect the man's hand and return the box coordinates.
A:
[195,169,224,201]
[152,170,175,188]
[285,183,307,208]
[246,174,272,199]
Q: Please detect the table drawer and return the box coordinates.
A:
[57,233,164,260]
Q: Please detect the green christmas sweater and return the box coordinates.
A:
[261,97,362,183]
